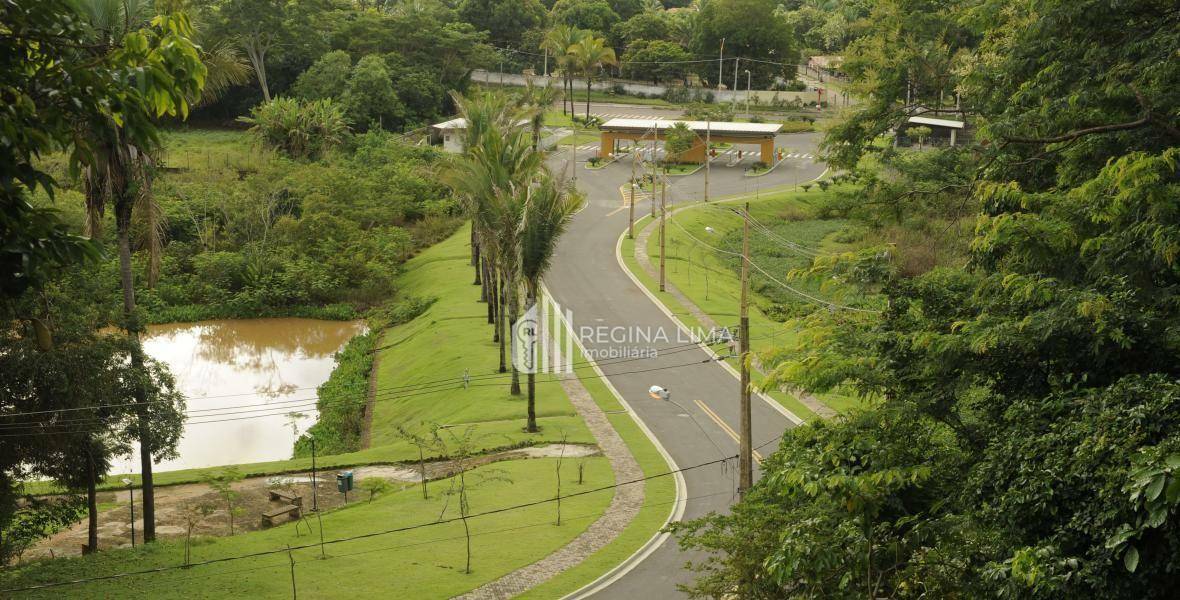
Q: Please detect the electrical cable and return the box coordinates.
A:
[0,453,737,593]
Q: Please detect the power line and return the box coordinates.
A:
[658,183,879,314]
[0,453,737,593]
[0,330,746,423]
[0,351,739,437]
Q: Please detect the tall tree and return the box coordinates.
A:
[541,25,588,116]
[459,0,548,48]
[517,79,561,149]
[74,0,205,544]
[518,175,579,431]
[693,0,795,88]
[568,35,617,118]
[211,0,285,101]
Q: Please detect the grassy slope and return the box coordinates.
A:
[0,459,614,598]
[367,222,594,451]
[624,186,865,416]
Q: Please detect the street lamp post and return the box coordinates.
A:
[717,38,725,93]
[745,70,752,117]
[121,478,135,548]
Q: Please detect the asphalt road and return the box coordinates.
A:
[544,128,827,597]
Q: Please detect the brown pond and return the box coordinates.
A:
[109,318,367,474]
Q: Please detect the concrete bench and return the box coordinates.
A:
[261,504,300,527]
[268,490,303,507]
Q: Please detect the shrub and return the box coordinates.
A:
[779,120,815,133]
[610,83,627,95]
[588,156,602,166]
[801,184,812,192]
[240,97,349,160]
[751,161,769,171]
[292,50,352,101]
[748,114,765,123]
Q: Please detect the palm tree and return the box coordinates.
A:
[541,25,586,116]
[447,92,541,388]
[516,80,560,150]
[75,0,206,544]
[519,176,580,432]
[568,36,617,120]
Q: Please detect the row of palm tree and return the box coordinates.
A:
[447,91,580,433]
[541,26,618,120]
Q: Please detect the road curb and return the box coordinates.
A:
[544,284,688,600]
[611,172,835,426]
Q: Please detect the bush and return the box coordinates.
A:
[572,115,602,128]
[610,83,627,95]
[588,156,602,166]
[779,120,815,133]
[240,97,349,160]
[751,161,769,171]
[801,183,813,192]
[292,50,352,101]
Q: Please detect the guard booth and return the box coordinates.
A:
[598,119,783,164]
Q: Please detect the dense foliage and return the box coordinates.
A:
[676,0,1180,598]
[85,130,458,323]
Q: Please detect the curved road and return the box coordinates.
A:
[544,111,827,597]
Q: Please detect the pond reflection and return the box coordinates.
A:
[110,318,366,473]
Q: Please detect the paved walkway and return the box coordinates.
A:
[453,334,644,599]
[633,213,835,419]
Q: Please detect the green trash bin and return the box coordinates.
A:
[336,471,353,493]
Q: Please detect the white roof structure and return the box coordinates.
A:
[432,117,531,130]
[432,117,467,130]
[600,118,782,136]
[906,115,965,129]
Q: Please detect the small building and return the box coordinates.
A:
[430,117,533,153]
[897,115,967,147]
[598,119,782,164]
[430,118,467,153]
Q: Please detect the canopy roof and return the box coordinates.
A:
[600,118,782,137]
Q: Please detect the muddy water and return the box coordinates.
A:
[109,318,367,474]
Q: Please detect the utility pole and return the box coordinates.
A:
[718,38,725,93]
[704,119,711,202]
[732,58,739,109]
[649,138,657,218]
[629,145,637,239]
[659,170,666,292]
[738,203,752,496]
[745,69,752,117]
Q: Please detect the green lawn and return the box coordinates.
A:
[626,186,872,416]
[7,224,679,597]
[0,458,614,598]
[157,128,274,172]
